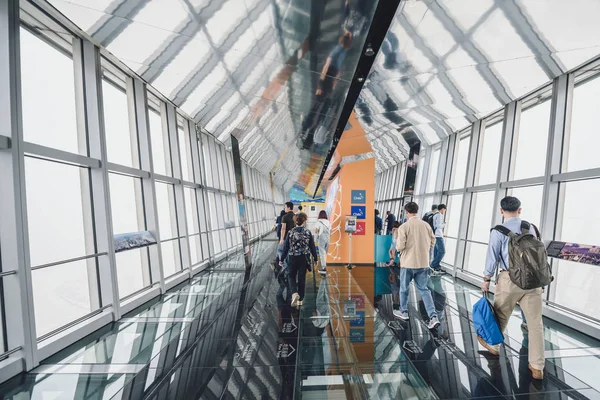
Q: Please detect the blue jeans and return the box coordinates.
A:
[399,268,437,319]
[430,237,445,270]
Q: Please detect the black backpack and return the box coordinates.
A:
[422,212,435,232]
[492,221,552,290]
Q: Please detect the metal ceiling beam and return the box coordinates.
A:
[89,0,150,46]
[172,0,270,105]
[427,1,513,105]
[140,0,225,82]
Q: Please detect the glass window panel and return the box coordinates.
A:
[512,100,550,180]
[426,149,440,193]
[552,259,600,317]
[443,237,458,266]
[189,234,201,265]
[212,231,221,254]
[25,158,90,267]
[202,136,213,187]
[476,122,502,186]
[198,192,208,232]
[421,197,434,219]
[0,287,4,352]
[451,136,470,189]
[178,126,193,182]
[155,182,177,240]
[566,76,600,172]
[559,179,600,244]
[184,188,199,235]
[446,194,463,238]
[20,28,80,155]
[208,192,218,229]
[464,242,487,276]
[508,185,543,229]
[109,173,143,234]
[149,108,171,176]
[32,259,98,337]
[201,233,210,260]
[116,247,149,298]
[161,240,182,278]
[468,191,495,243]
[103,79,138,168]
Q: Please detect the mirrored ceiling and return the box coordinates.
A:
[359,0,600,172]
[48,0,379,199]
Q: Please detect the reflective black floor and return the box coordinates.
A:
[2,240,600,399]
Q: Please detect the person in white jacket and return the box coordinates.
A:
[314,210,331,276]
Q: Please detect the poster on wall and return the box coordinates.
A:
[351,190,366,204]
[114,231,156,253]
[547,241,600,266]
[351,206,366,219]
[325,176,341,217]
[354,221,365,236]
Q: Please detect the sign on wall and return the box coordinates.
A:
[351,190,366,204]
[354,221,365,236]
[351,206,366,219]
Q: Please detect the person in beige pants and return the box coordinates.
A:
[480,196,544,380]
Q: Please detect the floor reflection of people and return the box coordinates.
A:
[477,327,544,398]
[300,32,352,149]
[277,296,296,400]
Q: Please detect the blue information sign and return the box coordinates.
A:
[351,206,366,219]
[351,190,366,204]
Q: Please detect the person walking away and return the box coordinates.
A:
[423,205,438,262]
[386,222,401,266]
[296,205,303,215]
[479,196,548,380]
[314,211,331,276]
[430,204,447,276]
[279,202,296,260]
[281,212,318,307]
[385,211,396,235]
[275,210,285,242]
[393,202,440,330]
[375,209,383,235]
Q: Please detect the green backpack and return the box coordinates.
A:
[492,221,552,290]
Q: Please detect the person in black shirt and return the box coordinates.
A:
[386,211,396,235]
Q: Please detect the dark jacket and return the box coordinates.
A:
[375,215,383,234]
[281,226,317,262]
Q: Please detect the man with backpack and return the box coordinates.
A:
[430,204,447,276]
[479,196,551,380]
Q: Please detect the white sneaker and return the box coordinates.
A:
[318,268,326,276]
[430,268,444,277]
[291,292,300,307]
[427,316,441,330]
[393,310,409,320]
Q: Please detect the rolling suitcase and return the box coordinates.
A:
[473,296,504,346]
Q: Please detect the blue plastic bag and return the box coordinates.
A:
[473,297,504,346]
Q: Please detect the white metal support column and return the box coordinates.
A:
[73,39,121,318]
[435,139,450,203]
[492,102,518,227]
[453,121,482,276]
[542,74,572,240]
[165,102,192,279]
[129,77,165,292]
[0,0,38,375]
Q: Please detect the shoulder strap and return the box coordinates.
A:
[520,221,531,235]
[492,225,512,237]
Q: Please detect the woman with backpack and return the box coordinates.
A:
[314,210,331,276]
[280,212,318,307]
